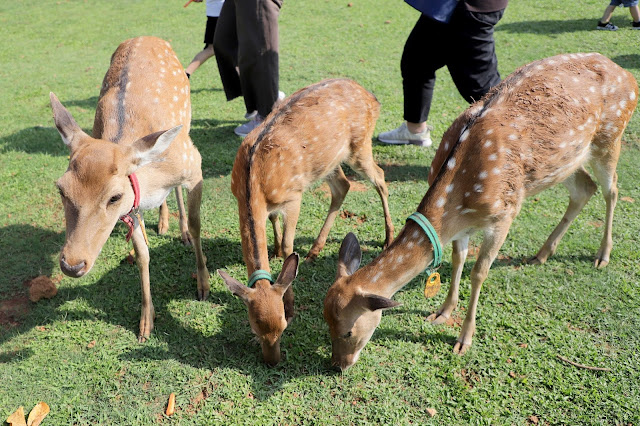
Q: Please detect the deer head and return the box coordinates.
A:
[51,92,182,277]
[323,233,400,370]
[218,253,300,366]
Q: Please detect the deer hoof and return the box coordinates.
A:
[426,312,449,325]
[181,231,193,247]
[594,258,609,269]
[197,288,209,301]
[527,255,544,266]
[453,341,471,355]
[304,253,318,263]
[158,221,169,236]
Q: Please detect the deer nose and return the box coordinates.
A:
[60,255,86,277]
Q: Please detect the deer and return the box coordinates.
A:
[218,78,394,365]
[323,53,638,371]
[50,36,210,343]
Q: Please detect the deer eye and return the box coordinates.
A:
[342,331,352,338]
[108,194,123,205]
[56,184,66,199]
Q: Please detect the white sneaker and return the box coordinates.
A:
[378,122,433,147]
[243,92,285,120]
[234,115,264,137]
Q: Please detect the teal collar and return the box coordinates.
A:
[248,269,274,287]
[406,212,442,270]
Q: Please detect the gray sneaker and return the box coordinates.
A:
[243,91,285,120]
[378,122,433,147]
[234,115,264,137]
[596,21,618,30]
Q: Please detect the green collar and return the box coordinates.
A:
[406,212,442,270]
[248,269,274,287]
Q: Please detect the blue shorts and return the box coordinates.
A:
[610,0,638,7]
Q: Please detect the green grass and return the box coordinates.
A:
[1,0,640,423]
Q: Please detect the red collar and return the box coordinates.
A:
[119,173,141,242]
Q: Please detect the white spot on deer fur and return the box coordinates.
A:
[577,125,585,131]
[484,140,492,148]
[619,100,627,109]
[444,142,449,150]
[589,86,596,93]
[569,129,575,136]
[508,134,517,140]
[173,96,178,102]
[460,130,469,141]
[473,184,483,193]
[617,76,623,83]
[616,109,622,117]
[447,158,456,169]
[430,167,433,175]
[478,171,488,179]
[630,91,636,100]
[492,167,500,175]
[493,200,502,208]
[445,184,454,193]
[407,241,414,249]
[486,129,494,135]
[488,153,497,161]
[462,169,466,174]
[182,153,187,162]
[154,98,159,104]
[461,208,477,214]
[559,142,566,148]
[456,205,462,210]
[372,271,383,283]
[436,197,445,208]
[464,192,470,198]
[536,65,544,70]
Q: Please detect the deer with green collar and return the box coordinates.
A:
[51,36,210,343]
[324,53,638,371]
[218,79,394,365]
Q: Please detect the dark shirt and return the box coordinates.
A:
[465,0,508,12]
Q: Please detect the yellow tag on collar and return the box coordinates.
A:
[424,272,441,298]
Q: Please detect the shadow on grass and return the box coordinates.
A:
[612,54,640,71]
[496,18,596,34]
[0,223,343,398]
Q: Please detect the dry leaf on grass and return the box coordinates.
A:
[165,393,176,416]
[6,406,27,426]
[426,407,437,417]
[27,402,50,426]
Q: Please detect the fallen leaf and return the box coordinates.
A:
[426,408,437,417]
[519,343,528,348]
[166,393,176,416]
[87,340,96,349]
[6,406,26,426]
[529,415,539,424]
[509,371,517,378]
[621,196,634,203]
[27,402,50,426]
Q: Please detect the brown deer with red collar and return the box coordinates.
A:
[51,36,210,342]
[324,53,638,370]
[219,78,394,365]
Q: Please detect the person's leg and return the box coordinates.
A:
[236,0,281,118]
[186,44,214,76]
[447,8,504,104]
[213,0,243,101]
[401,15,447,132]
[600,4,617,22]
[629,4,640,22]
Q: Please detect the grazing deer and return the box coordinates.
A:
[219,78,394,365]
[324,53,638,370]
[51,36,210,342]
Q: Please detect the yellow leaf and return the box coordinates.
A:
[26,402,50,426]
[6,406,27,426]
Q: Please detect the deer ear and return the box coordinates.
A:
[337,232,362,278]
[127,125,183,172]
[50,92,87,150]
[358,293,401,312]
[218,269,253,303]
[273,252,299,295]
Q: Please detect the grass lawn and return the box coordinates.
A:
[1,0,639,423]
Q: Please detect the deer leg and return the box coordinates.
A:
[529,167,597,265]
[269,212,284,258]
[175,186,193,246]
[351,154,394,248]
[187,180,210,300]
[280,197,302,321]
[306,168,350,262]
[158,200,169,236]
[454,223,512,355]
[131,220,154,343]
[428,235,469,325]
[591,156,620,268]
